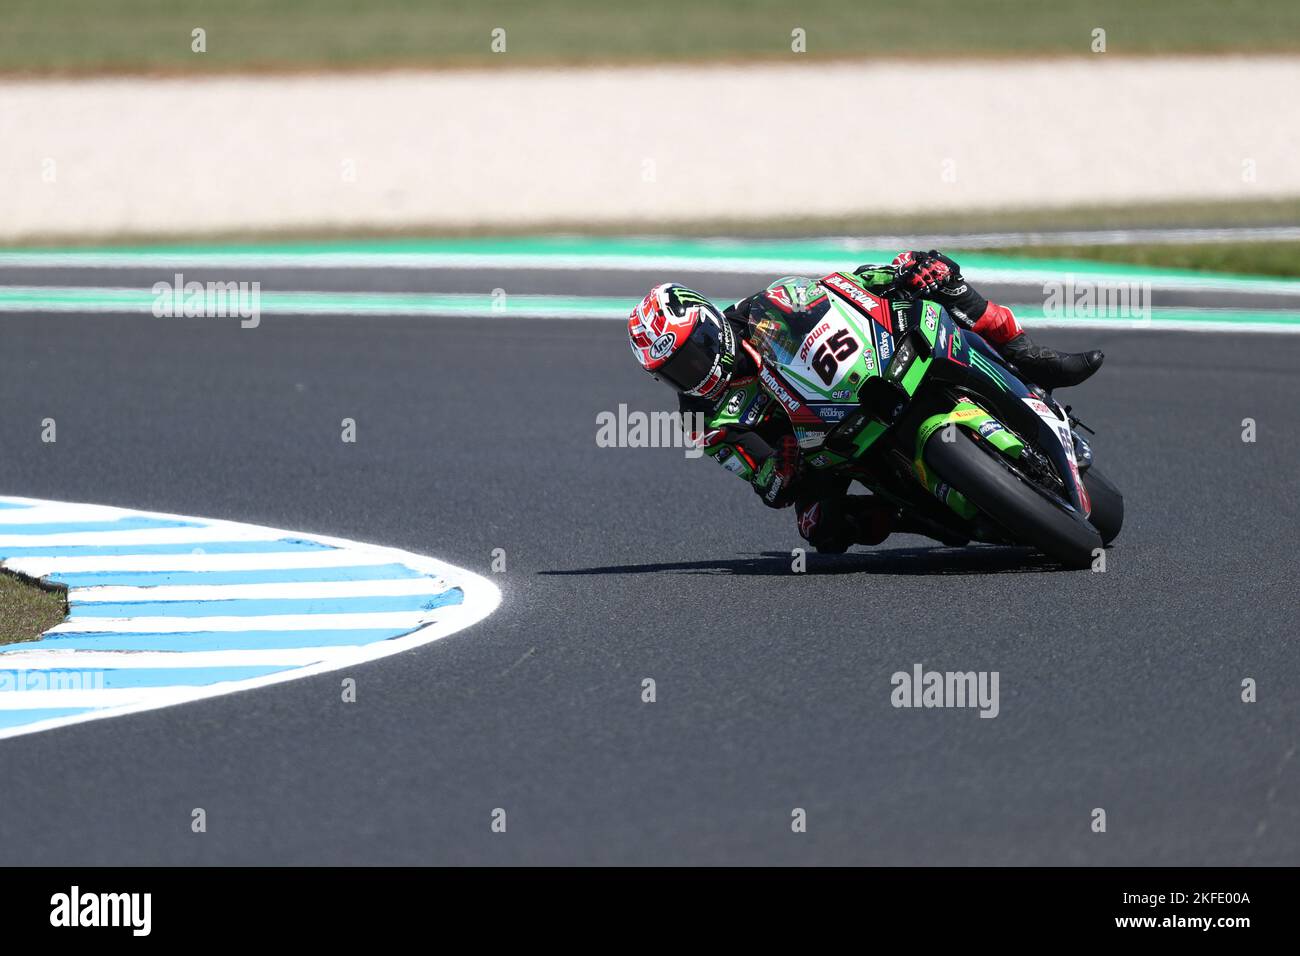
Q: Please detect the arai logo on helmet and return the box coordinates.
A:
[649,332,676,361]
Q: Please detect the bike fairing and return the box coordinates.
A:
[679,270,896,491]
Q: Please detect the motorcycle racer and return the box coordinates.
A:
[626,251,1105,553]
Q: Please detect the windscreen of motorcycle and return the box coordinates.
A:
[752,293,877,403]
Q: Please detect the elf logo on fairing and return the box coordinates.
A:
[759,366,803,416]
[822,273,881,318]
[741,392,769,424]
[50,886,152,936]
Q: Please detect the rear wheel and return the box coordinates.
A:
[925,431,1102,569]
[1082,465,1124,544]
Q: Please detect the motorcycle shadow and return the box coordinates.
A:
[541,544,1068,577]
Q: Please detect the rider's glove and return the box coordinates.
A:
[892,250,964,296]
[893,249,991,325]
[752,433,800,509]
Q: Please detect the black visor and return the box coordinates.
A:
[656,313,726,393]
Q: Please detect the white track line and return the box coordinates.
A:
[0,649,354,669]
[70,579,452,602]
[5,551,398,576]
[49,611,439,633]
[0,687,224,710]
[0,525,286,549]
[0,504,129,523]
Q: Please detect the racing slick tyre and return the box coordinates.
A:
[1081,464,1124,545]
[924,430,1103,569]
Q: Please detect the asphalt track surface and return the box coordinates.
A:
[0,264,1298,865]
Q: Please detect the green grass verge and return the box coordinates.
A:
[980,241,1300,278]
[840,198,1300,236]
[3,198,1298,251]
[0,570,66,646]
[4,0,1300,73]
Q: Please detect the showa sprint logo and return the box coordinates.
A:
[152,272,261,328]
[596,404,708,458]
[50,886,151,936]
[891,663,1000,718]
[1042,274,1151,325]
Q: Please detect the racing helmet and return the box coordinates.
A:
[627,283,737,400]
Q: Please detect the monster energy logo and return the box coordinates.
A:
[969,351,1010,391]
[719,316,736,369]
[673,288,713,308]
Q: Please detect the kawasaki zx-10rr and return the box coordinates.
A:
[736,272,1124,568]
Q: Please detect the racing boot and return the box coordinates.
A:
[969,300,1104,390]
[998,331,1104,391]
[889,251,1105,391]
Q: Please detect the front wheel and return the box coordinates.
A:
[925,431,1102,569]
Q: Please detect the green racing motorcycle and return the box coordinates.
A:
[739,272,1124,568]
